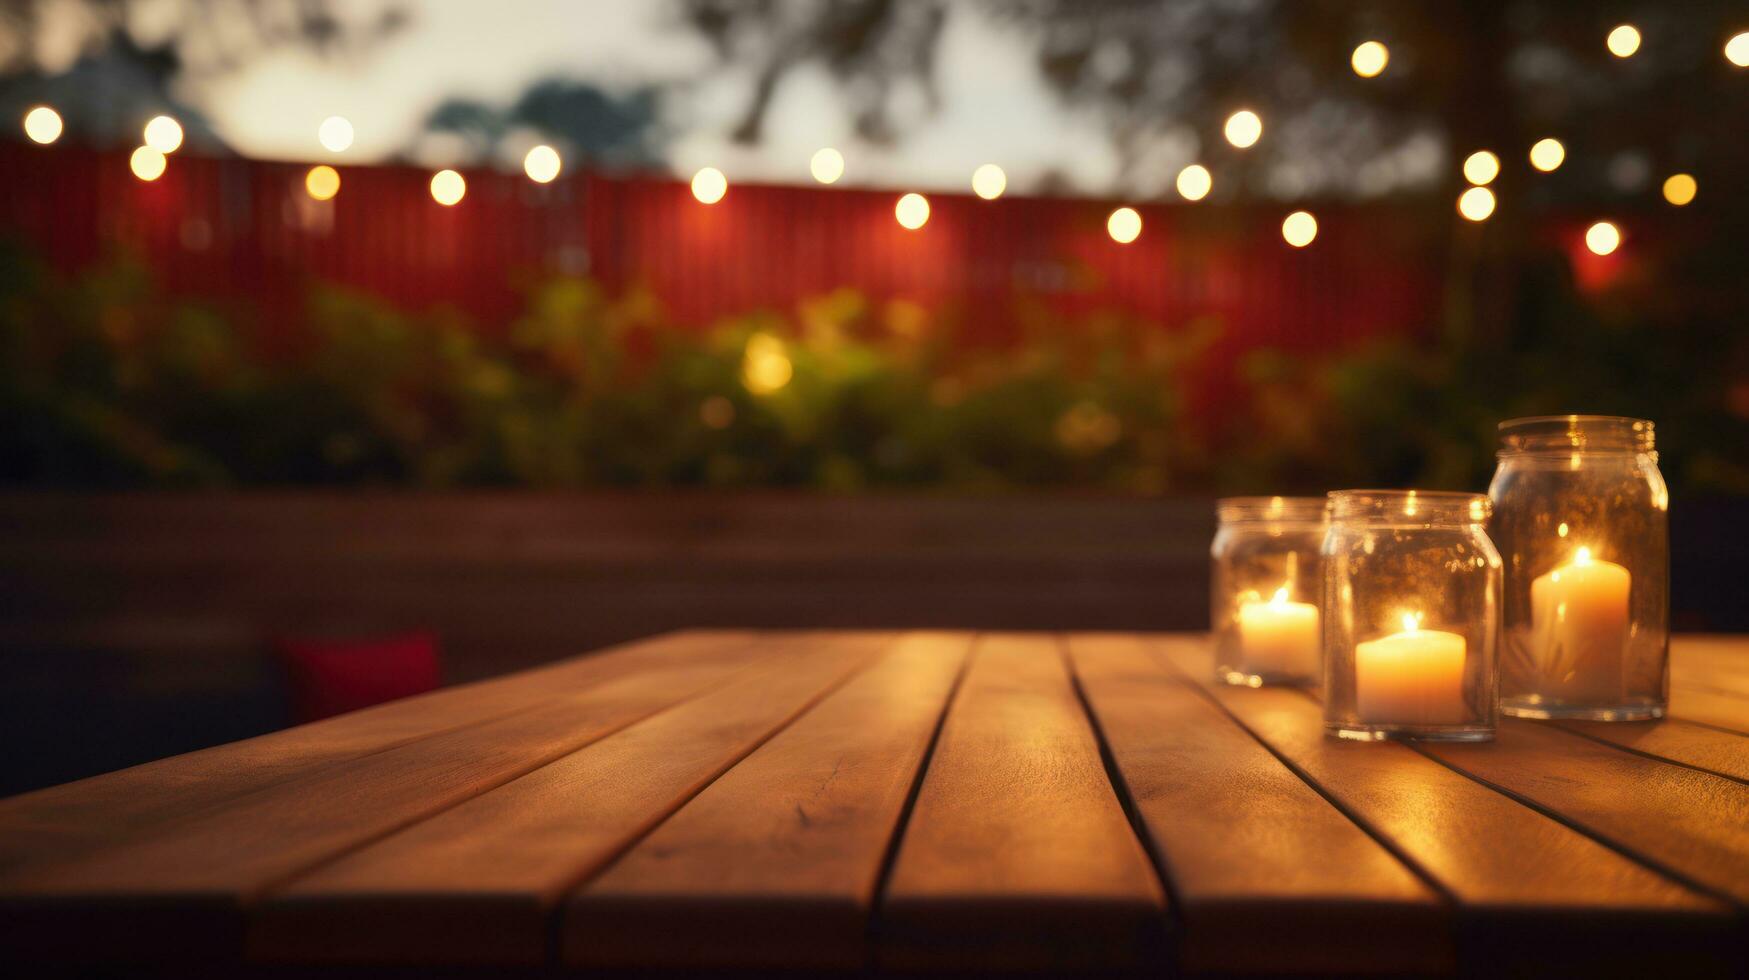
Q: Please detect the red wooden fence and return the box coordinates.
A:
[0,143,1444,361]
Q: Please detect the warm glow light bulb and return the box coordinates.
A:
[1224,109,1263,149]
[1528,138,1565,173]
[1457,186,1496,222]
[1728,32,1749,67]
[1282,210,1317,247]
[1351,41,1389,78]
[304,164,340,201]
[1176,164,1212,201]
[1462,150,1500,186]
[1585,221,1622,256]
[1662,173,1697,206]
[430,169,466,206]
[810,147,844,185]
[1607,24,1641,58]
[895,192,930,229]
[741,333,793,394]
[1106,206,1142,244]
[22,105,61,144]
[971,163,1007,200]
[143,115,183,153]
[691,166,727,204]
[129,145,167,182]
[318,116,354,153]
[524,144,561,183]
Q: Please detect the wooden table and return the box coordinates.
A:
[2,631,1745,977]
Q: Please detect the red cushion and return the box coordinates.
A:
[274,631,441,723]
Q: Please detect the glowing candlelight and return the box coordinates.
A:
[1529,546,1631,702]
[1236,586,1320,680]
[1354,613,1468,725]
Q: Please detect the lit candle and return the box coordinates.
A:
[1236,587,1320,678]
[1529,546,1631,702]
[1355,614,1468,725]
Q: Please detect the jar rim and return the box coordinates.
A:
[1327,489,1491,525]
[1497,415,1654,455]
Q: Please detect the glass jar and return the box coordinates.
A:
[1323,491,1500,742]
[1488,416,1669,720]
[1210,496,1327,687]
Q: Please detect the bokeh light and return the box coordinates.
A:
[1351,41,1389,78]
[895,192,930,229]
[1106,207,1142,244]
[691,166,727,204]
[1457,186,1496,222]
[22,105,61,144]
[971,163,1007,200]
[1662,173,1697,206]
[810,148,844,185]
[1607,24,1641,58]
[318,116,354,153]
[143,115,183,154]
[1175,164,1212,201]
[1585,221,1622,256]
[1282,211,1317,248]
[129,146,167,182]
[1462,150,1500,186]
[524,144,562,183]
[741,334,793,394]
[304,165,341,201]
[1728,32,1749,67]
[430,169,466,206]
[1528,138,1565,173]
[1224,109,1263,149]
[699,395,736,429]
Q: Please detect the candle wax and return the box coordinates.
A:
[1237,589,1320,678]
[1529,548,1631,702]
[1355,621,1468,725]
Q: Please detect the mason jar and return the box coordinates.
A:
[1323,490,1500,742]
[1489,416,1669,720]
[1210,496,1327,687]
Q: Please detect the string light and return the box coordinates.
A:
[1351,41,1389,78]
[1528,138,1565,173]
[895,192,930,229]
[691,167,727,204]
[1462,150,1500,186]
[318,116,354,153]
[1726,32,1749,67]
[129,146,167,182]
[1662,173,1697,206]
[971,164,1007,200]
[143,115,183,154]
[22,105,61,144]
[1457,186,1496,222]
[810,148,844,185]
[1607,24,1641,58]
[1585,221,1622,256]
[430,169,466,206]
[1224,109,1263,149]
[1282,211,1317,247]
[1107,207,1142,244]
[741,333,793,394]
[305,165,341,201]
[1176,164,1212,201]
[524,145,562,183]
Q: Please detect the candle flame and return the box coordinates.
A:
[1401,611,1423,633]
[1270,586,1291,605]
[1575,546,1592,566]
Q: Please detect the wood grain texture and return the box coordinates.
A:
[1554,718,1749,783]
[878,633,1166,972]
[247,631,893,967]
[1666,686,1749,735]
[0,634,782,964]
[1420,720,1749,910]
[1151,637,1736,977]
[564,631,972,971]
[0,629,758,875]
[1069,633,1449,976]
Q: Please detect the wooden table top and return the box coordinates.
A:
[1,631,1745,976]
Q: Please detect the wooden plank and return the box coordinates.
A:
[1151,637,1735,977]
[1069,633,1449,976]
[0,629,759,875]
[563,631,973,971]
[1419,719,1749,911]
[1555,719,1749,783]
[877,633,1166,972]
[0,632,797,965]
[247,631,894,967]
[1668,686,1749,735]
